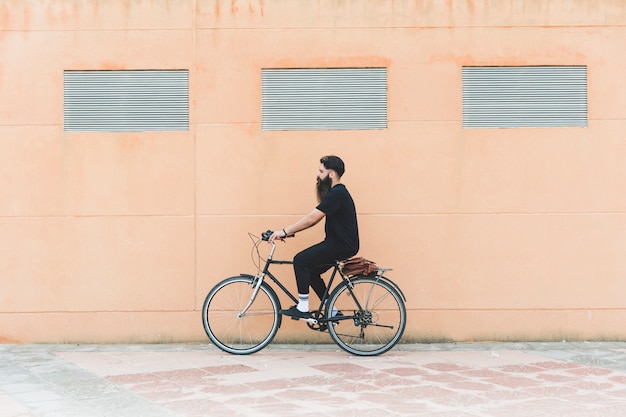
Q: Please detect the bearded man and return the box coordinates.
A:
[269,155,360,319]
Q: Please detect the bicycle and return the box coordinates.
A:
[201,231,407,356]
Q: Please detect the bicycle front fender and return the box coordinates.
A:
[239,273,257,280]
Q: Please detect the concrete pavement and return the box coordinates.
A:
[2,342,626,417]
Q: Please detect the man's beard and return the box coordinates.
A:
[316,175,332,203]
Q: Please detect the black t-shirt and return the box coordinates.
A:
[316,184,359,255]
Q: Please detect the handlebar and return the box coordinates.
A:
[261,230,295,242]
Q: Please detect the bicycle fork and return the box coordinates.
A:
[237,274,265,318]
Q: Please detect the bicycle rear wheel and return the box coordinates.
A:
[326,276,406,356]
[202,275,280,355]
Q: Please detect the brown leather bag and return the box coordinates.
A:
[340,257,378,277]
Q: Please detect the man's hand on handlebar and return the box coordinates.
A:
[263,229,293,243]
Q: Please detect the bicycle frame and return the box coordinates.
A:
[244,240,352,325]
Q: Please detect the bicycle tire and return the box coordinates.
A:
[326,276,406,356]
[202,275,281,355]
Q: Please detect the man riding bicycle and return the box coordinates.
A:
[269,155,359,319]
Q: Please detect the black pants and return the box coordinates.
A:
[293,241,355,301]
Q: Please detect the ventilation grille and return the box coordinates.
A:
[262,68,387,131]
[64,70,189,132]
[462,66,587,128]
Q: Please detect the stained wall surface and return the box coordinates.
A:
[1,0,626,343]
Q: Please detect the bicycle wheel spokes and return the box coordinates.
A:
[327,277,406,356]
[202,276,280,355]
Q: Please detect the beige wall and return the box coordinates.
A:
[2,0,626,343]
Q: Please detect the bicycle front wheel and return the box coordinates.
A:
[202,275,280,355]
[327,276,406,356]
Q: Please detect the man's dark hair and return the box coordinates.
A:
[320,155,345,177]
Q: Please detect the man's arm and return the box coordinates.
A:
[269,208,325,242]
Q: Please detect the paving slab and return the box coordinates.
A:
[1,342,626,417]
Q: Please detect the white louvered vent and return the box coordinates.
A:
[262,68,387,131]
[64,70,189,132]
[462,66,587,128]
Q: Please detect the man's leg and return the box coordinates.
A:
[294,242,335,292]
[282,242,335,317]
[309,269,329,302]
